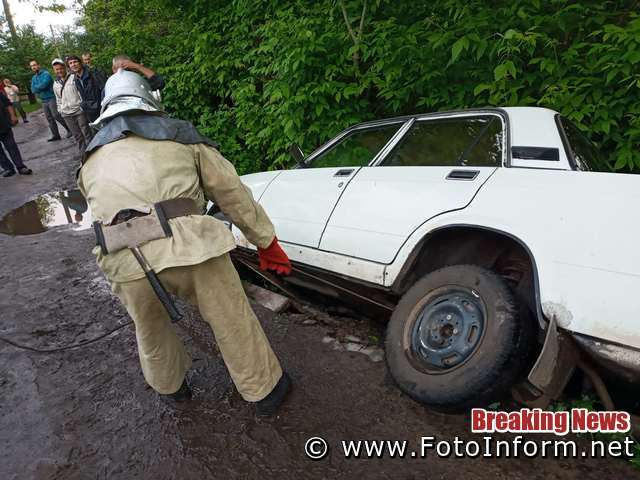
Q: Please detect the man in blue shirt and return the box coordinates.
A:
[29,59,72,141]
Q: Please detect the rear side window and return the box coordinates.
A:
[307,124,401,169]
[558,117,609,172]
[381,115,503,167]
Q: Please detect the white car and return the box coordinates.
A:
[218,107,639,411]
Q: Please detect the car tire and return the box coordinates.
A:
[385,264,532,412]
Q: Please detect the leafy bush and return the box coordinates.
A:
[79,0,640,174]
[552,395,640,469]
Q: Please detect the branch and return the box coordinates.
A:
[424,16,445,32]
[339,0,368,71]
[357,0,367,41]
[339,0,358,45]
[18,1,66,13]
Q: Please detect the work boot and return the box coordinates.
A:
[2,169,16,177]
[18,167,32,175]
[47,135,61,142]
[255,372,292,417]
[159,380,192,407]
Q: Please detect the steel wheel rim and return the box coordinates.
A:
[405,286,487,374]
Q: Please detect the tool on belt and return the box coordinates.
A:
[93,198,201,323]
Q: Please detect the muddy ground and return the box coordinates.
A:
[1,110,638,479]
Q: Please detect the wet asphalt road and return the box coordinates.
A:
[0,110,638,479]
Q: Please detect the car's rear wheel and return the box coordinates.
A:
[385,264,532,412]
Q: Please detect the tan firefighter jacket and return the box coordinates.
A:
[78,135,275,283]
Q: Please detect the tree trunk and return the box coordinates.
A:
[2,0,17,42]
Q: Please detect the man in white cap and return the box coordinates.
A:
[52,58,93,152]
[78,70,292,415]
[29,59,72,141]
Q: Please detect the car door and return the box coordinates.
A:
[258,121,405,248]
[319,112,505,263]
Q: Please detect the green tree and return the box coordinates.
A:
[0,25,56,94]
[71,0,640,173]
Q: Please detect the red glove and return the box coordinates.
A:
[258,237,292,275]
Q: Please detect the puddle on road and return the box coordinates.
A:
[0,189,92,236]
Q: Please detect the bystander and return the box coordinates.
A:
[0,92,32,177]
[3,79,28,123]
[111,54,165,103]
[29,59,72,141]
[67,55,106,123]
[111,55,165,92]
[52,58,93,153]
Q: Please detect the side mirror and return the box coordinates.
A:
[290,144,305,165]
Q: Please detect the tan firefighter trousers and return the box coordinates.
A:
[111,254,283,401]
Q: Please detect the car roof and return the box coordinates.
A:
[350,106,561,129]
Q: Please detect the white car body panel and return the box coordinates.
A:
[234,106,640,355]
[503,107,571,170]
[208,170,280,221]
[257,167,361,248]
[384,168,640,349]
[239,171,282,200]
[320,166,496,263]
[231,225,386,284]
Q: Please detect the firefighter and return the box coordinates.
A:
[78,70,292,416]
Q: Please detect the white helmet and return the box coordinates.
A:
[91,69,163,128]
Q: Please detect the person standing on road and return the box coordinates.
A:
[82,52,109,82]
[0,92,32,177]
[111,55,165,92]
[78,70,292,415]
[67,55,106,123]
[3,79,28,123]
[52,58,93,153]
[111,54,164,104]
[82,51,95,69]
[29,59,72,141]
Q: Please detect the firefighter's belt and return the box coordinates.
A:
[93,198,201,255]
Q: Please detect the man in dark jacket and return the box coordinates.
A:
[0,93,32,177]
[67,55,106,123]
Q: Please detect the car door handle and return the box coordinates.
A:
[334,169,355,177]
[446,169,479,180]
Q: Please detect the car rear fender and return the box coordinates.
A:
[386,168,640,351]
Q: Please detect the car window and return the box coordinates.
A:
[558,117,608,172]
[307,124,401,168]
[381,115,503,167]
